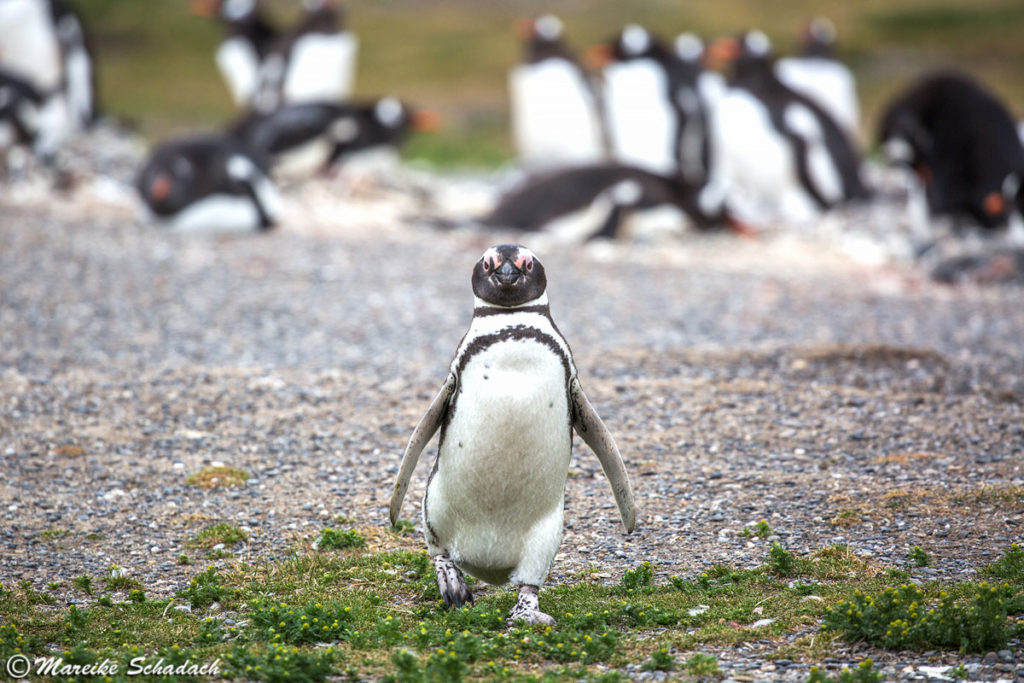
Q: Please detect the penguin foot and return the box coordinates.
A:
[506,584,556,627]
[433,554,473,609]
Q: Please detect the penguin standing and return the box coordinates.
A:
[390,244,635,626]
[709,30,866,225]
[774,17,860,140]
[0,0,95,156]
[591,25,679,176]
[508,14,606,170]
[259,0,358,111]
[191,0,279,109]
[136,135,282,232]
[228,97,438,179]
[878,70,1024,230]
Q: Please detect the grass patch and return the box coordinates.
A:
[190,522,249,550]
[1,544,1021,680]
[185,466,250,490]
[314,527,367,551]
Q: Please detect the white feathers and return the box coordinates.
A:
[215,37,261,107]
[282,32,358,104]
[776,56,860,137]
[534,15,563,41]
[510,59,605,170]
[621,24,651,55]
[602,59,676,175]
[373,96,404,128]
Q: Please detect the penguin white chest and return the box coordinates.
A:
[443,338,571,499]
[603,60,676,175]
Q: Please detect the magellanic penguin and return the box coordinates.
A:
[774,17,860,140]
[708,30,867,225]
[589,25,679,176]
[390,244,636,626]
[480,163,740,241]
[878,70,1024,230]
[136,135,282,233]
[227,97,439,179]
[191,0,279,109]
[508,14,606,171]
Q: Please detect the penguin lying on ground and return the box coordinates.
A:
[878,70,1024,230]
[390,244,636,626]
[480,162,746,240]
[136,135,281,232]
[227,97,438,179]
[508,14,606,171]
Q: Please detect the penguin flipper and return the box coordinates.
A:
[569,377,636,533]
[389,372,457,526]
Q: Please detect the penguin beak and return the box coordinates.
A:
[149,174,173,201]
[584,44,614,69]
[492,260,522,286]
[412,109,442,132]
[707,36,740,70]
[515,17,534,40]
[189,0,218,18]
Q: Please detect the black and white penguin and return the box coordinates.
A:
[0,0,95,155]
[590,25,679,176]
[878,70,1024,230]
[390,244,635,625]
[774,17,860,139]
[227,97,437,178]
[508,14,606,170]
[136,135,282,232]
[708,30,867,224]
[480,162,742,241]
[191,0,279,108]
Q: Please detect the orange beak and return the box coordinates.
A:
[149,174,173,201]
[707,36,740,71]
[515,17,534,40]
[189,0,218,18]
[584,43,614,69]
[983,191,1006,216]
[412,109,442,132]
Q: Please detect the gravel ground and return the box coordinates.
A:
[1,149,1022,680]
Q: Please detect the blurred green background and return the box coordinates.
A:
[74,0,1024,167]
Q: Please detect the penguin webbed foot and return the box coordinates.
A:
[506,584,556,627]
[433,554,473,609]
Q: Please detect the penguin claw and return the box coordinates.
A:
[433,554,473,609]
[506,584,556,627]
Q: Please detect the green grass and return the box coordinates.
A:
[2,543,1021,680]
[70,0,1024,167]
[190,522,250,550]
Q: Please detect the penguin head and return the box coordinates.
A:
[472,244,547,307]
[800,17,837,58]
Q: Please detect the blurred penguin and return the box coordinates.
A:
[774,17,860,139]
[879,70,1024,232]
[708,30,867,226]
[590,25,679,176]
[136,135,282,232]
[0,0,96,157]
[191,0,279,108]
[508,14,606,171]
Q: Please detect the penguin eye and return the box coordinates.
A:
[524,259,533,272]
[482,260,491,272]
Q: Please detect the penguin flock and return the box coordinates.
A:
[500,14,1024,247]
[133,0,437,232]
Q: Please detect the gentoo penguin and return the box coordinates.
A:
[590,25,679,176]
[508,14,606,170]
[227,97,438,178]
[774,18,860,139]
[481,163,738,241]
[136,135,282,232]
[0,0,95,154]
[708,30,866,224]
[255,0,358,112]
[878,70,1024,230]
[390,244,635,625]
[191,0,279,108]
